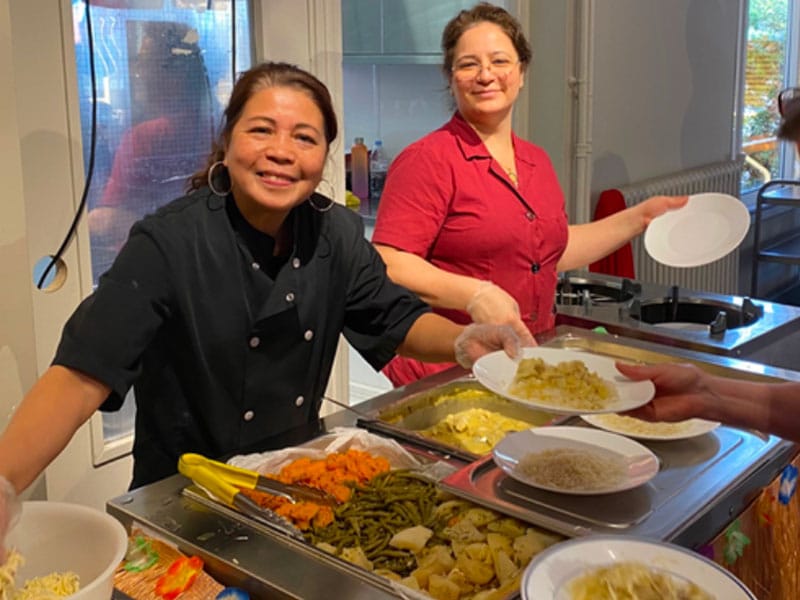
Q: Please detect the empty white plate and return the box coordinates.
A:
[644,192,750,268]
[472,347,655,415]
[492,426,659,495]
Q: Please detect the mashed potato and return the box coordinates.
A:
[509,358,617,410]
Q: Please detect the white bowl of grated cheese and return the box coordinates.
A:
[5,500,127,600]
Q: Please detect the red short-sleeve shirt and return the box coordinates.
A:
[372,112,569,386]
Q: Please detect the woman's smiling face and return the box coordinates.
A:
[450,21,523,124]
[225,85,328,233]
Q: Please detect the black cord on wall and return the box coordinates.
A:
[36,0,97,289]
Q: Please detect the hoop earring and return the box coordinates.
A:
[309,193,334,212]
[207,161,231,196]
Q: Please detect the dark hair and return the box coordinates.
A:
[441,2,532,78]
[190,62,338,191]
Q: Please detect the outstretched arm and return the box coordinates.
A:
[616,361,800,442]
[557,195,687,271]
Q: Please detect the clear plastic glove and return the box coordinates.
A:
[454,323,526,369]
[466,281,534,345]
[0,475,20,563]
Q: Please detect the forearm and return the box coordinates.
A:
[396,313,462,362]
[374,245,481,311]
[0,365,109,493]
[558,215,643,271]
[703,376,800,442]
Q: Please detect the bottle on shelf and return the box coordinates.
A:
[350,137,369,203]
[369,139,389,202]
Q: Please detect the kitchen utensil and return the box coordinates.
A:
[644,192,750,268]
[472,347,654,415]
[492,426,659,495]
[521,534,756,599]
[6,501,127,600]
[322,395,478,462]
[178,453,339,506]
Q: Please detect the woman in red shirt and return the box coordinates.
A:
[372,3,686,386]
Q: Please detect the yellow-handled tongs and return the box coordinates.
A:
[178,453,339,508]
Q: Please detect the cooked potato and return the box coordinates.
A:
[340,546,373,571]
[442,517,486,544]
[455,554,495,585]
[389,525,433,554]
[428,573,461,600]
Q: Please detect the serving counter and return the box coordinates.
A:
[107,326,799,599]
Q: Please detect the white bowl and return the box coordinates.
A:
[6,500,128,600]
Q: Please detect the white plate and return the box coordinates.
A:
[582,413,720,441]
[644,192,750,268]
[492,426,659,495]
[472,347,655,415]
[521,535,756,600]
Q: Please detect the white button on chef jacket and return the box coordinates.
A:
[243,410,255,421]
[304,330,314,341]
[295,396,304,407]
[249,336,260,348]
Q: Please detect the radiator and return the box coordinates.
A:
[614,158,745,294]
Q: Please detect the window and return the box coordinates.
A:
[71,0,252,449]
[741,0,798,193]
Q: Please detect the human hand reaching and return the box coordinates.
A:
[466,281,535,346]
[615,362,710,423]
[0,475,20,563]
[454,323,528,369]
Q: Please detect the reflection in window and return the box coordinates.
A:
[71,0,252,443]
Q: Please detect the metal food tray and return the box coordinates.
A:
[367,379,560,460]
[426,326,799,548]
[440,418,776,543]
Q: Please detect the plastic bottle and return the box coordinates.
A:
[350,137,369,203]
[369,139,389,202]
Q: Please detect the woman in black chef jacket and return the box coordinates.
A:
[0,61,523,560]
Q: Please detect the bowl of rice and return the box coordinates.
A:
[3,500,127,599]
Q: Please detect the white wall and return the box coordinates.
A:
[526,0,743,221]
[590,0,740,198]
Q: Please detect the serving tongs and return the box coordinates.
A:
[177,452,339,536]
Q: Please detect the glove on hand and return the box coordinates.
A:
[454,322,528,369]
[466,281,534,345]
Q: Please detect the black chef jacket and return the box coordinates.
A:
[53,188,429,488]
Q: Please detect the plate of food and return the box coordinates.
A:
[492,426,659,495]
[582,413,720,441]
[644,192,750,268]
[472,347,654,415]
[521,535,756,600]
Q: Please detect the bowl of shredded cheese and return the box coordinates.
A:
[2,500,127,600]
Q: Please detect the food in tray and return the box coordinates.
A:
[240,448,391,530]
[419,407,534,454]
[583,413,719,440]
[567,561,714,600]
[508,358,617,410]
[0,549,80,600]
[306,469,563,599]
[515,448,627,492]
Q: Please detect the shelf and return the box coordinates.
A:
[757,232,800,263]
[751,179,800,297]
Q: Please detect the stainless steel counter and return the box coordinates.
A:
[107,326,799,599]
